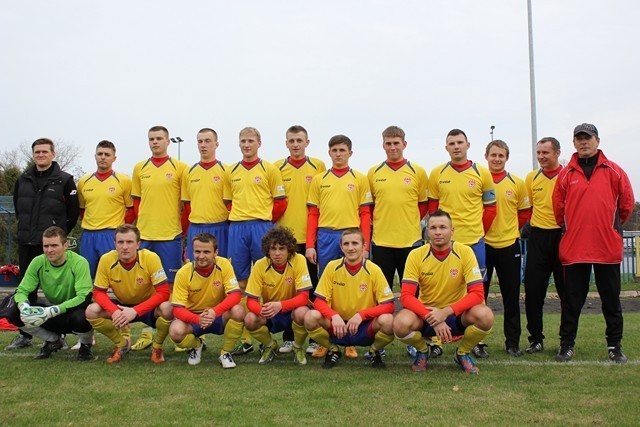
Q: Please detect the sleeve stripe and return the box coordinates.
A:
[313,293,327,301]
[467,279,484,287]
[297,286,313,292]
[153,279,168,287]
[402,280,419,286]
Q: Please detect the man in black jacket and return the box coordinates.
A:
[6,138,79,350]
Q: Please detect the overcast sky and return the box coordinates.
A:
[1,1,638,190]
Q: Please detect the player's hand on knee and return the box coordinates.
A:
[261,302,282,319]
[433,323,452,343]
[331,315,346,339]
[346,313,363,336]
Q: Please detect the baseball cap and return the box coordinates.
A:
[573,123,598,137]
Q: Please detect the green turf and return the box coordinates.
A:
[0,313,638,426]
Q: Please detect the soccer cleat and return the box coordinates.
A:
[106,337,132,364]
[34,337,65,360]
[71,336,96,350]
[406,345,417,358]
[151,347,165,364]
[525,341,544,354]
[344,346,358,359]
[312,345,329,358]
[369,350,386,369]
[364,348,386,360]
[219,352,236,369]
[131,335,153,351]
[506,346,523,357]
[259,343,278,365]
[77,344,94,361]
[60,335,69,350]
[279,341,294,353]
[322,349,342,369]
[428,344,443,358]
[555,345,575,362]
[293,346,307,365]
[608,345,628,364]
[412,351,429,372]
[454,351,479,374]
[188,341,205,366]
[306,342,319,354]
[4,334,33,351]
[472,343,489,359]
[230,342,254,356]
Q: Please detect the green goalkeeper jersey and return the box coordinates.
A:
[14,251,92,313]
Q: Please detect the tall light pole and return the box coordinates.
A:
[490,125,495,141]
[527,0,538,169]
[170,137,183,160]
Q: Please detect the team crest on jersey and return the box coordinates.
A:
[306,175,313,183]
[213,176,221,183]
[505,190,514,198]
[450,268,459,278]
[347,183,355,191]
[359,283,367,292]
[285,277,294,285]
[254,176,262,184]
[404,177,412,185]
[468,180,476,188]
[108,187,116,194]
[166,173,173,180]
[136,277,145,285]
[213,280,222,288]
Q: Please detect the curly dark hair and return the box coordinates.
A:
[261,226,298,260]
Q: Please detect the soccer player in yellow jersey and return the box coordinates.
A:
[182,128,230,260]
[169,233,245,368]
[131,125,187,350]
[275,125,326,355]
[393,210,494,374]
[78,140,134,278]
[523,137,565,354]
[304,229,395,369]
[368,126,428,290]
[244,227,313,365]
[484,140,531,357]
[85,225,173,364]
[428,128,496,358]
[224,127,287,356]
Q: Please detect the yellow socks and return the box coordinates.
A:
[88,318,126,347]
[458,325,492,355]
[396,330,429,353]
[307,326,331,349]
[153,317,172,349]
[177,333,200,350]
[222,319,245,354]
[292,321,308,348]
[249,325,273,347]
[372,331,394,351]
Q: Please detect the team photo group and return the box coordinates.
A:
[2,121,635,374]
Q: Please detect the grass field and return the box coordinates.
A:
[0,313,639,426]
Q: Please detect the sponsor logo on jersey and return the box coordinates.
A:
[153,269,166,281]
[277,185,284,193]
[383,286,392,296]
[230,278,239,287]
[450,268,459,278]
[472,266,481,276]
[302,274,311,284]
[333,280,346,287]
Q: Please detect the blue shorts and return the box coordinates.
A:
[470,237,487,281]
[111,299,158,328]
[228,220,273,280]
[266,311,292,334]
[317,228,345,278]
[140,235,182,283]
[190,315,225,336]
[186,221,230,261]
[420,314,467,337]
[329,319,375,347]
[80,229,116,279]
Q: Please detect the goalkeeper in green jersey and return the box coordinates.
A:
[3,226,94,360]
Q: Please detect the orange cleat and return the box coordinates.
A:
[151,347,165,364]
[106,337,131,364]
[344,346,358,359]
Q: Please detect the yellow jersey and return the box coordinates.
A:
[132,157,188,240]
[402,242,483,309]
[485,172,530,248]
[275,157,326,243]
[171,256,240,312]
[182,161,230,224]
[428,162,496,245]
[368,160,428,248]
[315,258,394,320]
[307,169,373,229]
[224,160,286,222]
[78,171,133,230]
[94,249,167,305]
[245,253,312,303]
[525,168,561,229]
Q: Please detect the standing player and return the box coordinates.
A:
[78,140,134,278]
[553,123,634,363]
[224,127,287,355]
[85,224,172,363]
[393,210,494,374]
[303,229,395,369]
[483,140,531,357]
[244,227,313,365]
[169,233,245,368]
[306,134,373,359]
[274,125,326,354]
[182,128,230,261]
[131,125,187,350]
[5,226,93,360]
[428,129,496,359]
[523,137,565,354]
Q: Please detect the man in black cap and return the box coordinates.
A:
[552,123,635,363]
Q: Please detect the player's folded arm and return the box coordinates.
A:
[246,294,263,315]
[313,296,339,319]
[357,301,394,321]
[449,282,484,316]
[279,290,310,312]
[132,282,170,316]
[211,290,242,317]
[93,287,120,315]
[400,281,430,319]
[172,305,200,324]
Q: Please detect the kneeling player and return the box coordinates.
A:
[393,210,494,374]
[169,233,245,368]
[244,227,313,365]
[304,229,395,369]
[85,224,172,364]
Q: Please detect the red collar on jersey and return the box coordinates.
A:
[242,158,261,168]
[287,156,307,168]
[345,260,363,274]
[542,165,562,178]
[451,160,472,171]
[196,264,215,277]
[199,160,218,169]
[151,156,169,167]
[491,171,507,182]
[386,159,407,170]
[95,170,114,180]
[331,166,350,177]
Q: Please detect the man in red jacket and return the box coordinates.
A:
[553,123,635,363]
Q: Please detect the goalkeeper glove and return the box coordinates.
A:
[19,302,32,317]
[43,306,61,320]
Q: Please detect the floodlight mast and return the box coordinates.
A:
[170,137,184,160]
[527,0,538,170]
